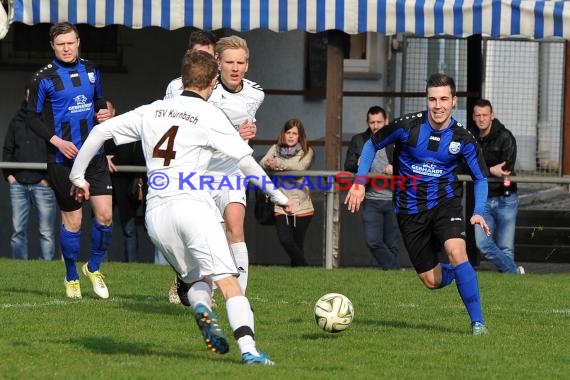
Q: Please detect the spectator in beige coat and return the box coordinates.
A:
[260,119,314,266]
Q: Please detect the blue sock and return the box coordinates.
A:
[438,263,455,288]
[454,261,484,325]
[60,226,81,281]
[88,219,112,272]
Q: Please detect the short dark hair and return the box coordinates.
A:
[367,106,387,122]
[188,30,217,50]
[473,98,493,112]
[49,22,79,43]
[426,73,456,97]
[181,50,219,90]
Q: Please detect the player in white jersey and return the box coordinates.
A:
[206,37,264,293]
[160,30,218,269]
[204,36,264,295]
[165,35,263,302]
[70,51,290,365]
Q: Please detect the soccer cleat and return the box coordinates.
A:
[472,322,489,336]
[175,277,191,307]
[517,266,526,275]
[64,278,82,299]
[168,279,181,304]
[82,263,109,299]
[242,352,275,365]
[193,304,229,354]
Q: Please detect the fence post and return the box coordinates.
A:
[324,180,335,270]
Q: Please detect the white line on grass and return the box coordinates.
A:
[3,300,72,308]
[2,298,119,309]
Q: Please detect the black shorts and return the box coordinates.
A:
[397,197,465,274]
[48,155,112,212]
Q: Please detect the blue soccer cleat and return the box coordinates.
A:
[242,352,275,365]
[193,304,229,354]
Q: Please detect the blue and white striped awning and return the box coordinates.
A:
[5,0,570,39]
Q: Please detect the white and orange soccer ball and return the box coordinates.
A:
[314,293,354,333]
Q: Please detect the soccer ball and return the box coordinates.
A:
[314,293,354,333]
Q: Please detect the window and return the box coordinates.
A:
[344,33,382,79]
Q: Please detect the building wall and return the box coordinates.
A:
[0,27,391,265]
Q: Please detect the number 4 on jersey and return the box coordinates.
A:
[153,126,178,166]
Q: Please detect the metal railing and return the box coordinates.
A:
[2,162,569,268]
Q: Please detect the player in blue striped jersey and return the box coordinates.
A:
[345,73,491,335]
[27,22,114,300]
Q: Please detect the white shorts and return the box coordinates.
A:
[145,196,238,284]
[209,187,247,215]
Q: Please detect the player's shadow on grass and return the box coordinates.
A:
[0,288,171,304]
[302,332,347,340]
[47,336,242,363]
[1,287,57,298]
[49,336,196,359]
[120,300,188,317]
[358,318,464,334]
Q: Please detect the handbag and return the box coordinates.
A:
[127,176,145,203]
[254,189,276,225]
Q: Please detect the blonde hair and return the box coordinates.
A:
[215,35,249,60]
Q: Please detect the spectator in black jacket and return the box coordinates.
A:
[344,106,401,270]
[3,82,56,260]
[472,99,523,274]
[104,99,146,262]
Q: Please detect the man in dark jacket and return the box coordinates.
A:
[472,99,523,274]
[104,99,146,263]
[3,83,56,260]
[344,106,401,270]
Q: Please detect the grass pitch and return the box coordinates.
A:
[0,259,568,379]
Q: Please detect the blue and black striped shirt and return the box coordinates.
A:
[356,111,489,215]
[27,58,104,164]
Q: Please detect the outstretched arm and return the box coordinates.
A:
[472,177,490,236]
[344,139,377,212]
[237,155,294,213]
[68,125,111,201]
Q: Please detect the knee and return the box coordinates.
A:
[95,211,113,226]
[64,220,82,232]
[216,276,243,300]
[418,270,441,289]
[225,225,244,242]
[422,278,440,289]
[365,237,381,250]
[277,234,295,247]
[446,246,468,265]
[475,235,492,250]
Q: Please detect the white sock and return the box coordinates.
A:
[187,281,212,309]
[231,242,249,293]
[226,295,257,355]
